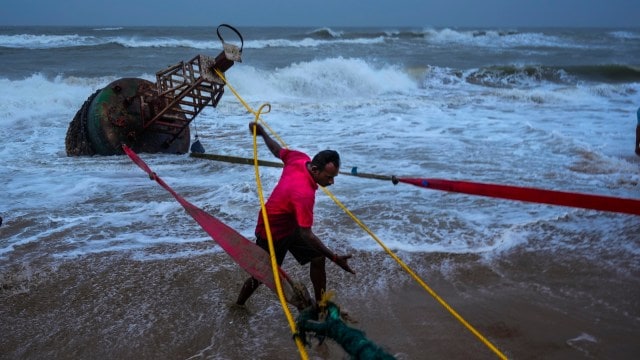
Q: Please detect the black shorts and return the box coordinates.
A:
[256,232,322,266]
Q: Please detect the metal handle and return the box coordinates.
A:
[217,24,243,52]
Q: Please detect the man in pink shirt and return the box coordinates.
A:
[236,122,355,307]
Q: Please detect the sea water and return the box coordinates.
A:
[0,26,638,359]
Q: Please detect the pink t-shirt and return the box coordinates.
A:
[255,149,318,240]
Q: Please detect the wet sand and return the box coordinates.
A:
[1,248,638,359]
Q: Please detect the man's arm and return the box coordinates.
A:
[299,227,355,274]
[249,122,282,159]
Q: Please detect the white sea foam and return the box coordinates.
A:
[421,27,592,49]
[609,30,640,40]
[93,27,124,31]
[0,33,99,49]
[0,31,638,263]
[226,58,415,102]
[0,32,382,50]
[2,27,600,51]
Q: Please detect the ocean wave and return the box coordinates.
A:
[420,28,592,49]
[306,27,411,40]
[609,30,640,40]
[0,26,567,52]
[307,27,343,39]
[285,27,576,49]
[110,37,215,49]
[226,57,417,100]
[564,64,640,83]
[465,65,570,88]
[0,73,135,126]
[302,27,524,42]
[0,33,100,49]
[0,56,418,106]
[418,64,562,92]
[0,33,219,50]
[1,27,620,53]
[0,31,385,50]
[243,36,385,49]
[93,27,124,31]
[463,64,640,88]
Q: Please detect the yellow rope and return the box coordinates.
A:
[219,74,308,358]
[215,69,288,148]
[320,188,508,360]
[252,105,309,360]
[215,68,507,360]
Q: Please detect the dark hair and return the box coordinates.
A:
[311,150,340,170]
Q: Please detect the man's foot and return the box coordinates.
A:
[229,302,249,311]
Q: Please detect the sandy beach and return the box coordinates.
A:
[2,246,637,359]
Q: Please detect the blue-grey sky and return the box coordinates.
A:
[1,0,638,28]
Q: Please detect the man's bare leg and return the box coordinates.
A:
[309,256,327,302]
[236,277,261,306]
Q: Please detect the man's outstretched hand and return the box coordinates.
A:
[335,254,355,274]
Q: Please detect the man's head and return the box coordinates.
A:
[309,150,340,187]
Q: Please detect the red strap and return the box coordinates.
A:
[122,145,302,304]
[399,178,640,216]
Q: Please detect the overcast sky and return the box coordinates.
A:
[1,0,638,28]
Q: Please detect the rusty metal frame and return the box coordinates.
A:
[143,55,226,137]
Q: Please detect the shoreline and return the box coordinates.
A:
[1,249,638,359]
